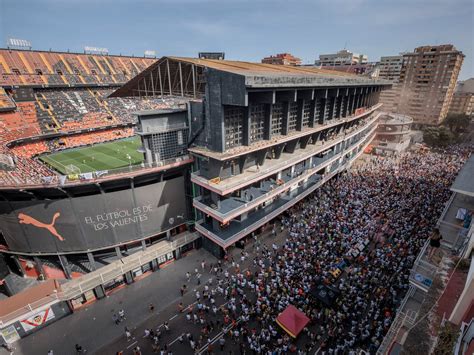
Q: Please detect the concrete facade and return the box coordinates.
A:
[316,49,368,67]
[449,78,474,117]
[372,112,413,155]
[397,45,464,126]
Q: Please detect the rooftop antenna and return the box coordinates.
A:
[343,41,348,50]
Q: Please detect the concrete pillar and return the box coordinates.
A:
[141,240,147,251]
[166,230,171,241]
[296,99,304,131]
[33,256,46,279]
[87,252,97,271]
[290,165,295,177]
[243,106,251,146]
[264,104,272,140]
[58,255,72,279]
[309,99,317,127]
[281,102,290,135]
[115,246,122,258]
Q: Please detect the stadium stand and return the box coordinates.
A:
[0,49,154,87]
[0,52,190,186]
[0,88,16,111]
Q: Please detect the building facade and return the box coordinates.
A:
[261,53,302,66]
[377,55,404,114]
[449,78,474,117]
[111,57,390,256]
[315,49,368,67]
[397,45,464,126]
[372,112,413,155]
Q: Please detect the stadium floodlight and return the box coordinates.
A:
[84,46,109,55]
[144,50,156,58]
[7,38,32,50]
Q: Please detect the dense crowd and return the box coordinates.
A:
[135,145,471,355]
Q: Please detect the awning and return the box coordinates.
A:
[276,305,310,338]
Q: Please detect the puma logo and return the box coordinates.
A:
[18,212,64,241]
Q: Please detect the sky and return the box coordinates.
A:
[0,0,473,79]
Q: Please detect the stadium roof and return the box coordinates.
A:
[451,155,474,196]
[110,56,391,98]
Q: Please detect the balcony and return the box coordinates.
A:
[192,112,381,195]
[193,124,377,222]
[195,131,375,248]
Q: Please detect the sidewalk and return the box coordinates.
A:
[8,247,218,355]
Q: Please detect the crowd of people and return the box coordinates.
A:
[132,145,471,355]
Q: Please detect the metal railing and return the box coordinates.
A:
[377,286,419,355]
[191,114,380,193]
[0,232,199,328]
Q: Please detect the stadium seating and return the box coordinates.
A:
[0,49,155,87]
[0,49,193,186]
[0,88,16,110]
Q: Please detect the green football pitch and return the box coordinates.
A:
[39,136,144,174]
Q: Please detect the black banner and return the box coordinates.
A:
[0,177,187,253]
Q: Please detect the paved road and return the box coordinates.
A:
[97,225,310,355]
[6,247,221,355]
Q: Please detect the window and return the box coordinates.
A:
[271,102,283,136]
[12,68,21,75]
[250,104,265,143]
[224,106,243,149]
[302,101,311,127]
[35,69,43,75]
[56,70,63,75]
[288,102,298,132]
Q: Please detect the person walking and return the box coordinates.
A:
[118,309,125,322]
[125,328,132,341]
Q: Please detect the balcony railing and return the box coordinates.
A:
[195,131,375,248]
[191,113,380,195]
[193,124,377,222]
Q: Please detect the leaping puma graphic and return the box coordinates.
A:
[18,212,64,241]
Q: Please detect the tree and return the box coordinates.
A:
[423,126,454,147]
[444,113,471,133]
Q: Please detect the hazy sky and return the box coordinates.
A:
[1,0,473,79]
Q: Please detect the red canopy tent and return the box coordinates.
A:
[276,305,310,338]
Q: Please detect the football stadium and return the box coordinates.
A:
[39,136,144,174]
[0,42,472,355]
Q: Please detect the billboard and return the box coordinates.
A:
[0,177,188,253]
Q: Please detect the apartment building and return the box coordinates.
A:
[261,53,302,66]
[397,45,464,126]
[449,78,474,117]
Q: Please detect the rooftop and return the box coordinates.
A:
[451,155,474,196]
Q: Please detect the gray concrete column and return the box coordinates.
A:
[281,102,290,135]
[87,252,97,271]
[58,255,72,279]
